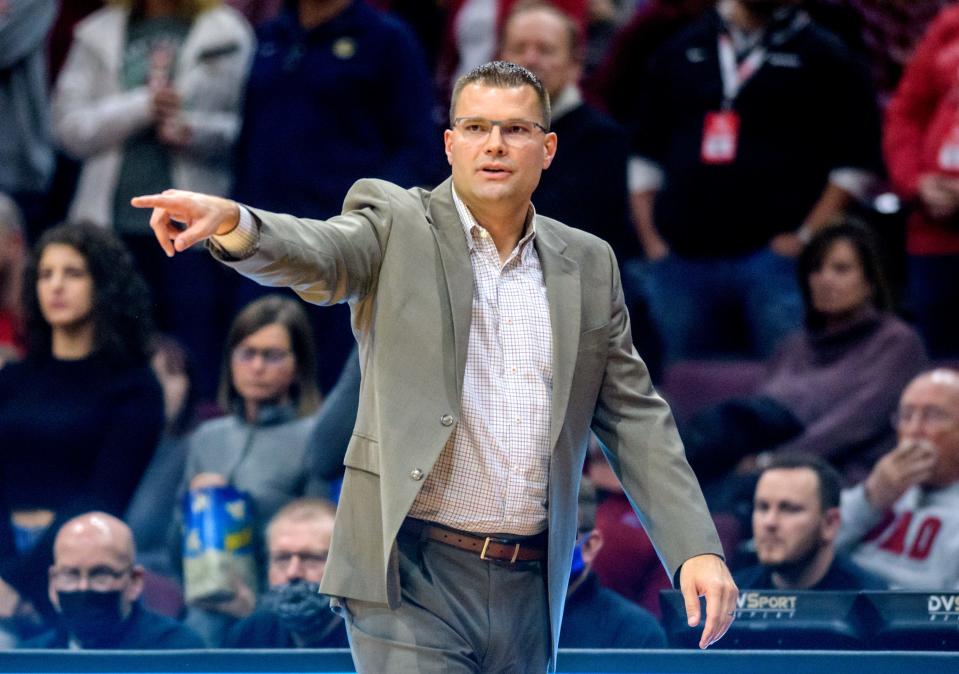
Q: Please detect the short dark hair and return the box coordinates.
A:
[797,220,893,330]
[218,295,321,417]
[23,222,153,366]
[759,454,842,511]
[449,60,551,130]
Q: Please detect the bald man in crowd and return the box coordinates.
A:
[838,369,959,589]
[22,512,202,649]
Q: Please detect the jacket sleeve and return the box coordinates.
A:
[590,243,722,582]
[0,0,56,70]
[836,483,886,552]
[369,22,437,188]
[210,179,395,306]
[176,20,255,159]
[310,347,361,482]
[883,9,954,200]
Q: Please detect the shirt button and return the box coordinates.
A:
[440,414,454,426]
[410,468,424,481]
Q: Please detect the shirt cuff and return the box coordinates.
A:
[628,157,665,193]
[210,205,258,258]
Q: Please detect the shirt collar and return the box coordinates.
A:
[550,84,582,122]
[450,184,537,255]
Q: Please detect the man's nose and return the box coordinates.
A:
[483,125,507,154]
[285,555,304,581]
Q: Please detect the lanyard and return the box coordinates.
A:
[717,33,766,106]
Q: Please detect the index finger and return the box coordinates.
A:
[131,192,186,212]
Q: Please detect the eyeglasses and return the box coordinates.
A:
[232,346,292,366]
[269,551,327,573]
[50,566,132,592]
[452,117,548,145]
[891,405,956,429]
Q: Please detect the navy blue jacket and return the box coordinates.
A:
[22,604,204,649]
[232,1,437,219]
[560,572,667,648]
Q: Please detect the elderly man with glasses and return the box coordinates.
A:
[21,512,202,649]
[837,368,959,589]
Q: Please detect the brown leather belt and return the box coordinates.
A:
[401,519,547,563]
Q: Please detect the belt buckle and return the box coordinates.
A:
[480,536,521,564]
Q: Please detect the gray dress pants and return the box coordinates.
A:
[339,528,551,673]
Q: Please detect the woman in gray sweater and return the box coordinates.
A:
[179,295,325,644]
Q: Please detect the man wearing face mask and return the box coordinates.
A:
[223,498,348,648]
[558,479,666,648]
[22,512,203,649]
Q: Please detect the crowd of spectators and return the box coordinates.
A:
[0,0,956,653]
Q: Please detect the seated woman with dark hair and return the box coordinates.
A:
[683,222,928,505]
[177,294,326,645]
[0,223,163,634]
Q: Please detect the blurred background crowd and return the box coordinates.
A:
[1,0,958,653]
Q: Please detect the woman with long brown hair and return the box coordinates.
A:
[0,223,163,638]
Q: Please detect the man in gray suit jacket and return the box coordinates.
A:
[134,61,737,672]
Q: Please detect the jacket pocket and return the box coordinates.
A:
[343,434,380,475]
[578,322,609,353]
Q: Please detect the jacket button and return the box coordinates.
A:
[440,414,454,426]
[410,468,424,481]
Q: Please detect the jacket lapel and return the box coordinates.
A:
[535,219,581,452]
[426,178,473,394]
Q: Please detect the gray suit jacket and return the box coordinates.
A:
[214,177,722,659]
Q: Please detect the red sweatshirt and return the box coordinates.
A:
[884,4,959,255]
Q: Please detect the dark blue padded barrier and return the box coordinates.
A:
[661,590,959,650]
[1,650,958,673]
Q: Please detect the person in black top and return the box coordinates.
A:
[559,479,668,649]
[0,223,163,633]
[630,0,883,362]
[735,455,886,590]
[499,2,637,265]
[22,512,202,649]
[223,498,348,649]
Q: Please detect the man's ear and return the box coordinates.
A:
[821,507,841,544]
[48,567,59,611]
[542,132,558,170]
[444,128,454,165]
[581,529,604,565]
[127,565,146,603]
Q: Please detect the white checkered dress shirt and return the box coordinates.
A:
[219,191,554,536]
[408,188,553,536]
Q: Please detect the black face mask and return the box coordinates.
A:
[259,580,337,643]
[56,590,128,647]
